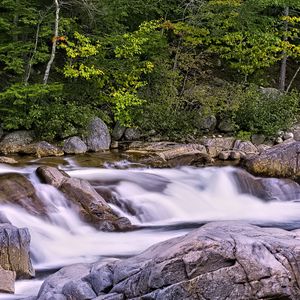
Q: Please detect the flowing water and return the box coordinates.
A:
[1,154,300,299]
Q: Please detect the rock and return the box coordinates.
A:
[36,222,300,299]
[0,223,34,278]
[0,156,18,164]
[0,131,34,154]
[35,142,64,158]
[124,128,141,141]
[196,115,217,131]
[62,280,96,300]
[218,119,236,132]
[36,166,132,231]
[63,136,87,154]
[231,168,300,201]
[234,140,258,154]
[257,144,271,154]
[229,150,241,160]
[206,146,223,158]
[110,141,118,149]
[0,268,15,293]
[291,123,300,141]
[86,117,111,151]
[111,122,126,141]
[245,140,300,178]
[251,134,265,145]
[276,137,284,144]
[37,263,91,299]
[218,151,230,160]
[0,173,46,215]
[200,137,236,150]
[283,132,294,140]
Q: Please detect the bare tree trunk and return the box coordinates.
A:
[43,0,60,85]
[279,6,289,91]
[25,17,42,85]
[286,65,300,93]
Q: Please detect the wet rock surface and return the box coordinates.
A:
[35,221,300,299]
[0,223,34,279]
[36,166,132,231]
[245,140,300,178]
[0,173,47,215]
[63,136,88,154]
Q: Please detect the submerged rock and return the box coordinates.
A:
[245,140,300,178]
[36,221,300,299]
[36,166,132,231]
[86,117,111,151]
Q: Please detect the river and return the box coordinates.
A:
[1,153,300,299]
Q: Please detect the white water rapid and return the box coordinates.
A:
[1,161,300,299]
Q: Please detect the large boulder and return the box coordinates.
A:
[35,222,300,299]
[0,173,47,215]
[86,117,111,151]
[111,122,126,141]
[0,223,34,279]
[195,115,217,132]
[63,136,87,154]
[0,131,34,154]
[245,140,300,178]
[36,166,132,231]
[124,128,141,141]
[231,168,300,201]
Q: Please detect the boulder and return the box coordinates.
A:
[218,151,230,160]
[124,128,141,141]
[251,134,265,145]
[201,137,235,149]
[245,140,300,178]
[35,142,64,158]
[0,156,18,164]
[86,117,111,151]
[36,166,132,231]
[36,222,300,299]
[231,168,300,201]
[0,268,15,293]
[196,115,217,131]
[0,131,34,154]
[283,132,294,141]
[234,140,258,155]
[217,119,236,132]
[0,223,34,278]
[63,136,87,154]
[111,122,126,141]
[0,173,47,215]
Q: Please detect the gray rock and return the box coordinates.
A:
[218,151,230,160]
[62,280,96,299]
[86,117,111,151]
[218,119,236,132]
[200,137,236,150]
[36,222,300,299]
[257,144,271,154]
[112,122,126,141]
[0,131,34,154]
[37,263,91,299]
[229,150,241,160]
[124,128,141,141]
[234,140,258,154]
[36,166,132,231]
[196,115,217,131]
[245,140,300,178]
[283,132,294,140]
[63,136,87,154]
[276,137,284,144]
[251,134,265,145]
[0,268,15,293]
[0,223,34,278]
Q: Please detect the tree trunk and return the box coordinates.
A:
[43,0,60,85]
[279,6,289,91]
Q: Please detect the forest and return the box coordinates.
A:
[1,0,300,141]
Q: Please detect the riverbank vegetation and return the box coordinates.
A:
[1,0,300,140]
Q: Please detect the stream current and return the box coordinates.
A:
[0,154,300,299]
